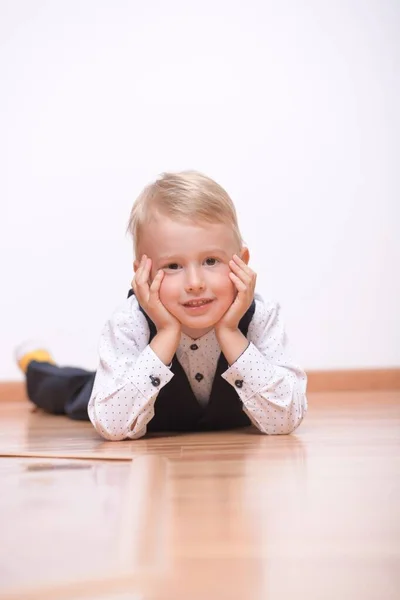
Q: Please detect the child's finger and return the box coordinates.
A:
[232,254,255,277]
[229,272,247,293]
[133,255,145,284]
[143,257,152,280]
[149,270,164,296]
[229,259,252,286]
[136,257,151,286]
[137,254,146,273]
[139,256,150,278]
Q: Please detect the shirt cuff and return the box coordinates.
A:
[221,342,275,403]
[130,345,174,399]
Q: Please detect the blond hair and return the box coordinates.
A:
[127,170,243,256]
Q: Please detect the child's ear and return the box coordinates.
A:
[240,247,250,265]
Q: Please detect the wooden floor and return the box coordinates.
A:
[0,391,399,600]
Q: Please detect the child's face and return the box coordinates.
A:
[136,215,248,338]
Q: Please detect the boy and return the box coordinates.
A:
[17,171,307,440]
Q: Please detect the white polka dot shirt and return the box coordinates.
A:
[88,294,307,440]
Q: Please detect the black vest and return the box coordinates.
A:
[127,290,255,432]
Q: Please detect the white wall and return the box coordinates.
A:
[1,0,399,380]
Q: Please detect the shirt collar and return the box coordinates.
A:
[178,328,219,354]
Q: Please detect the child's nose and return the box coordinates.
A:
[185,267,205,293]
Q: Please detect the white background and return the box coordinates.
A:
[1,0,399,380]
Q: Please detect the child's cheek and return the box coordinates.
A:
[158,274,172,306]
[216,263,234,284]
[219,266,237,300]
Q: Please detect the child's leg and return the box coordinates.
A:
[26,361,95,421]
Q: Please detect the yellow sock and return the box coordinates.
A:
[18,349,55,374]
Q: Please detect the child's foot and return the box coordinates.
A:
[15,341,55,374]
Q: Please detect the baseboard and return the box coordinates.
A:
[306,368,400,392]
[0,381,29,402]
[0,369,399,402]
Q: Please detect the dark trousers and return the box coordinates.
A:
[26,361,94,421]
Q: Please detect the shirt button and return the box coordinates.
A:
[190,344,199,351]
[150,375,161,387]
[234,379,243,388]
[195,373,204,382]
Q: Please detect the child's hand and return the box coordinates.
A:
[132,255,181,334]
[215,254,257,333]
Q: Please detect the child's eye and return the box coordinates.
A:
[164,263,181,271]
[204,257,218,266]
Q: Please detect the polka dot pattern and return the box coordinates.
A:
[222,296,307,434]
[177,329,220,408]
[88,294,307,440]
